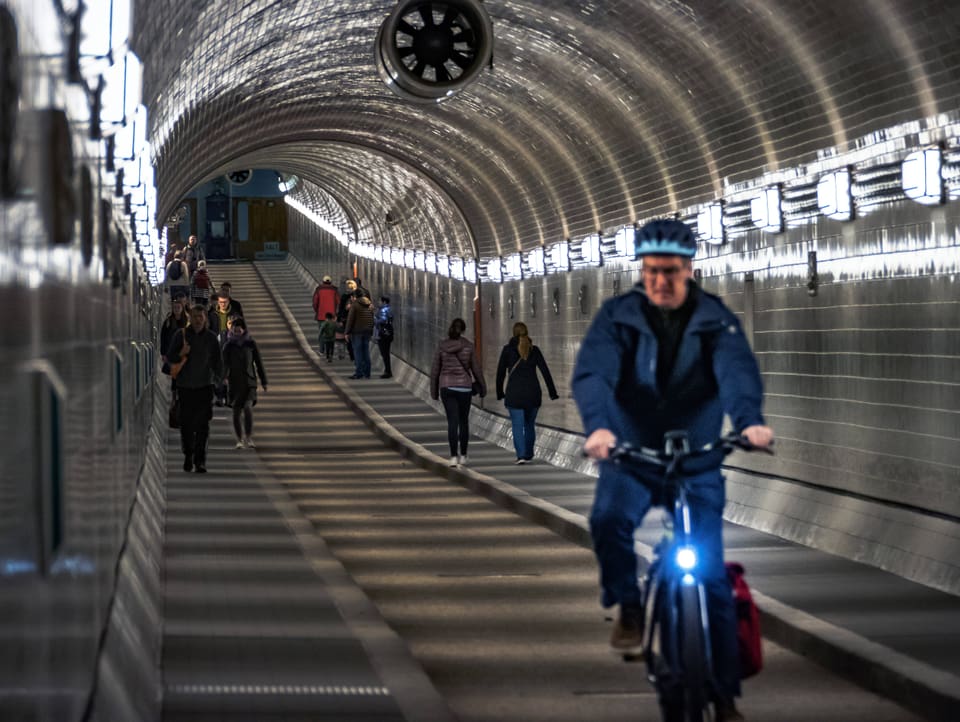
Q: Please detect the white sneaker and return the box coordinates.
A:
[449,456,459,467]
[235,440,246,449]
[458,454,468,466]
[245,437,256,448]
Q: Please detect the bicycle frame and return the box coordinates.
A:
[610,430,760,722]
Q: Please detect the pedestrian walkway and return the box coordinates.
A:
[254,257,960,722]
[159,280,455,721]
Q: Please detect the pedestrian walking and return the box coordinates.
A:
[495,321,559,464]
[191,260,213,306]
[345,292,374,378]
[337,279,358,361]
[318,312,337,362]
[166,305,223,473]
[313,275,340,350]
[221,317,268,449]
[374,295,394,378]
[430,318,486,467]
[165,251,190,301]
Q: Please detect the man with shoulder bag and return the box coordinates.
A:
[166,305,223,473]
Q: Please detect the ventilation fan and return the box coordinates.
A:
[225,169,253,186]
[375,0,493,103]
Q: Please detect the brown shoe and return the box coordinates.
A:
[610,603,644,650]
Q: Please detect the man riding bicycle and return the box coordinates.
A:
[572,218,773,721]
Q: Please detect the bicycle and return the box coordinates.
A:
[607,430,770,722]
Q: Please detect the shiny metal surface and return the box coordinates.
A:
[137,1,960,260]
[0,4,163,720]
[282,191,960,592]
[3,0,960,718]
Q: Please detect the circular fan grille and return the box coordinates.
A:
[376,0,493,103]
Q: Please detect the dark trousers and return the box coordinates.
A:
[321,340,334,361]
[440,388,472,456]
[178,385,214,464]
[589,470,740,699]
[232,386,254,438]
[377,337,393,376]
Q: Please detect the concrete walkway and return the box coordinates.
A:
[254,257,960,722]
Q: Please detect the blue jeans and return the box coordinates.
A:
[351,332,372,377]
[507,405,539,459]
[589,466,740,699]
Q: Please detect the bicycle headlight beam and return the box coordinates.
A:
[675,546,697,571]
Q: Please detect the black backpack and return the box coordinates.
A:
[168,262,182,280]
[381,316,394,339]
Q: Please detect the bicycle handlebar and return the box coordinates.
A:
[604,431,773,470]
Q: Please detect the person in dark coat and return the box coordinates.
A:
[336,279,357,324]
[373,295,394,378]
[221,317,268,449]
[430,318,486,467]
[495,321,559,464]
[345,292,375,378]
[216,282,244,317]
[573,218,773,719]
[166,305,223,473]
[183,234,206,277]
[336,279,358,361]
[160,297,189,369]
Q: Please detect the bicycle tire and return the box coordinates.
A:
[679,583,710,722]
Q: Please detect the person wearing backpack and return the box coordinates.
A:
[191,260,213,306]
[373,295,394,378]
[165,251,190,300]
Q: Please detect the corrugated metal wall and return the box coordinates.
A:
[288,199,960,590]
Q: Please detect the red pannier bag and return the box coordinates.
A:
[726,561,763,678]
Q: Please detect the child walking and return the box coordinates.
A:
[318,312,337,362]
[221,317,268,448]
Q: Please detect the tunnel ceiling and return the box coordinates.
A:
[133,0,960,259]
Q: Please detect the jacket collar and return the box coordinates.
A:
[613,282,726,335]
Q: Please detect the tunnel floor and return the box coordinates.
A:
[157,260,954,721]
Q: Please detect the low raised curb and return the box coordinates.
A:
[255,261,959,722]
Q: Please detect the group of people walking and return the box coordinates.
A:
[430,318,559,468]
[164,235,214,305]
[161,276,268,473]
[160,219,772,718]
[312,276,394,379]
[312,274,560,469]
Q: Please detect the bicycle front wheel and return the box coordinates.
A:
[678,582,710,722]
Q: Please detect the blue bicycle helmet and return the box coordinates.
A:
[634,219,697,259]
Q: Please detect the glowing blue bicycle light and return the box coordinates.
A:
[681,573,696,586]
[676,546,697,571]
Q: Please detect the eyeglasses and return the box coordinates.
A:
[642,265,685,279]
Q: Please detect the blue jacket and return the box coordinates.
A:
[374,303,393,341]
[572,284,765,495]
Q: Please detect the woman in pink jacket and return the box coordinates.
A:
[430,318,486,467]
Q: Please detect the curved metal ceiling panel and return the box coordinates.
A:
[133,0,960,260]
[226,144,476,254]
